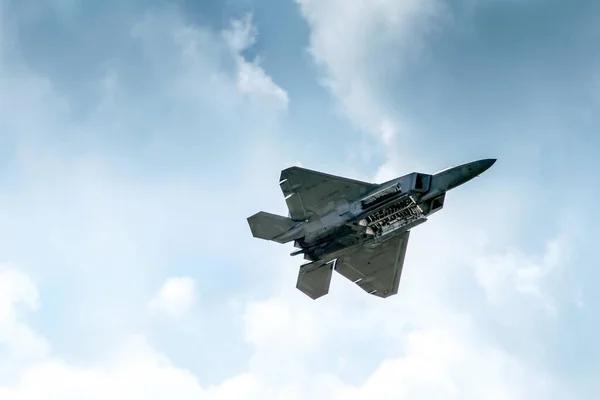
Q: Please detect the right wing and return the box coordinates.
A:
[334,231,411,298]
[279,166,375,221]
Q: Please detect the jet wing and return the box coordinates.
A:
[334,231,410,298]
[279,167,375,220]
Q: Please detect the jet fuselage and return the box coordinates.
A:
[246,158,496,299]
[287,159,496,262]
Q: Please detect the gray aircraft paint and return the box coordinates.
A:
[247,159,496,300]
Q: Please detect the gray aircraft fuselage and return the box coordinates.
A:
[284,159,494,261]
[247,158,496,299]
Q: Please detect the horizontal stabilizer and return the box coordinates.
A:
[247,211,299,243]
[296,261,333,300]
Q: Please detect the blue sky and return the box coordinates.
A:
[0,0,598,398]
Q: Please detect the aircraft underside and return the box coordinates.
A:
[247,159,496,300]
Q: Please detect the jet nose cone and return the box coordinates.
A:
[479,158,496,173]
[431,158,496,191]
[461,159,496,181]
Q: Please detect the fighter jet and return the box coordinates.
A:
[247,159,496,300]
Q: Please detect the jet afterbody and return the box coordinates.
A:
[247,159,496,300]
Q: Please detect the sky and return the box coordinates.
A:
[0,0,599,398]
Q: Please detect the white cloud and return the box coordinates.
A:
[0,1,588,399]
[0,265,563,400]
[237,284,559,399]
[0,0,290,370]
[473,237,566,315]
[334,328,551,399]
[0,266,49,362]
[235,59,289,107]
[222,14,257,53]
[149,277,196,318]
[296,0,443,141]
[223,15,289,107]
[130,8,288,117]
[0,265,249,398]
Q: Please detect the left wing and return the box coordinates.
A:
[279,166,375,220]
[334,231,411,298]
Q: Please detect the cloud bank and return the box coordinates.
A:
[0,0,597,398]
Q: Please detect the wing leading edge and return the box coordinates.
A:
[279,167,375,221]
[335,231,411,298]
